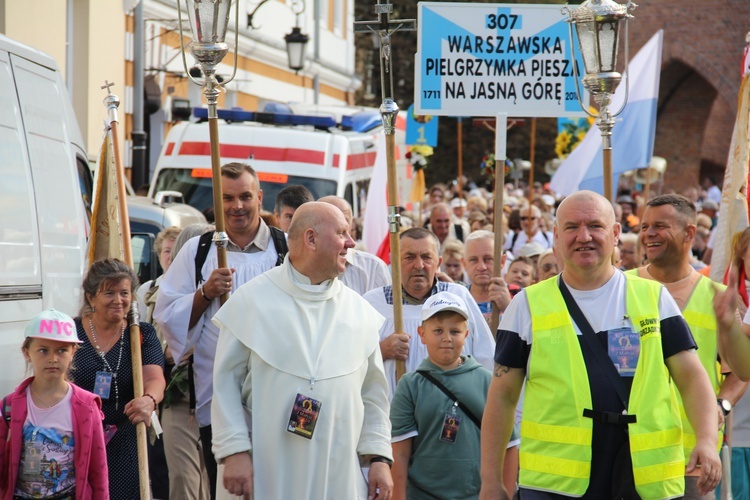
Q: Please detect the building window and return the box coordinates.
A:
[317,0,328,31]
[333,0,343,35]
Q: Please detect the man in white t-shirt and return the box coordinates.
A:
[427,203,469,255]
[504,204,552,255]
[702,177,722,205]
[481,190,720,500]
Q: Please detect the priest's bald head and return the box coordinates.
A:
[288,202,355,284]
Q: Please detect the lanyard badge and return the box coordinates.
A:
[440,403,461,444]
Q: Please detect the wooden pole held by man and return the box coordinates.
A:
[206,84,230,305]
[102,83,151,500]
[354,0,415,381]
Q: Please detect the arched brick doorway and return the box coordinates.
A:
[656,60,725,192]
[626,1,749,195]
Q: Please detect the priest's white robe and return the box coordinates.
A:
[363,281,496,396]
[211,260,392,499]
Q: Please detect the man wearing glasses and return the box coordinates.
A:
[505,205,553,256]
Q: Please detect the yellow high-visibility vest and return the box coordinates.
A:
[629,269,725,459]
[522,274,684,499]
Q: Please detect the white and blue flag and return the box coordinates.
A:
[550,30,664,195]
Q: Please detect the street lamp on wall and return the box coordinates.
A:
[563,0,636,202]
[285,27,309,73]
[247,0,310,73]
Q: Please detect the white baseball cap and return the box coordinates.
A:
[450,198,467,209]
[421,292,470,322]
[518,242,545,259]
[24,309,82,344]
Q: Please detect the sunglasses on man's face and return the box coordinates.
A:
[520,216,537,221]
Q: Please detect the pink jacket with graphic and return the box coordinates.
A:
[0,377,109,499]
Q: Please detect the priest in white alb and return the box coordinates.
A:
[210,202,394,499]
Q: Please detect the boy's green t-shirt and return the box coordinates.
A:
[390,355,520,500]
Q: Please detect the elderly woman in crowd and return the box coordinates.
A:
[74,258,165,500]
[136,226,181,318]
[536,249,560,282]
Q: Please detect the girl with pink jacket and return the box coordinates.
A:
[0,309,108,499]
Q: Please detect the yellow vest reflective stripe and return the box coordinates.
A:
[523,274,684,499]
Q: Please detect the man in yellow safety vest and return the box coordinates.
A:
[635,194,748,500]
[480,190,721,500]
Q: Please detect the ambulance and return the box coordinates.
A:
[148,103,411,218]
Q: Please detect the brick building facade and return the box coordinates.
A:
[626,1,749,192]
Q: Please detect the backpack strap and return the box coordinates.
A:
[454,224,464,242]
[196,227,287,282]
[269,226,288,267]
[510,231,519,252]
[194,231,214,288]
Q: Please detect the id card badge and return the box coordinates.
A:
[94,371,112,399]
[440,405,461,444]
[25,438,42,474]
[287,393,322,439]
[608,327,640,377]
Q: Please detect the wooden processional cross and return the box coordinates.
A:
[355,2,415,381]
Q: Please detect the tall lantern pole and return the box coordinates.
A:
[355,1,415,382]
[563,0,636,202]
[177,0,239,304]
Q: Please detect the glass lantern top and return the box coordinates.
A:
[186,0,232,45]
[570,0,630,24]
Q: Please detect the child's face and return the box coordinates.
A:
[507,261,534,288]
[417,313,469,370]
[24,338,76,381]
[443,257,463,282]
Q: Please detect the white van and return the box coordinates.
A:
[0,35,92,394]
[148,103,411,218]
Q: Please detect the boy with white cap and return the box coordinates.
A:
[390,292,519,500]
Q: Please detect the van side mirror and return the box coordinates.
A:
[154,190,184,207]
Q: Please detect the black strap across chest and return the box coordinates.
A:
[558,278,637,425]
[416,370,482,428]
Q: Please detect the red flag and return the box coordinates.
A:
[376,233,391,265]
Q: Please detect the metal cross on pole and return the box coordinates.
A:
[354,1,415,382]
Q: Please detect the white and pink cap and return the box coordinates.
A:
[24,309,82,344]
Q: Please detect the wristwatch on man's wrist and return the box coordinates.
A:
[718,398,732,416]
[369,456,393,468]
